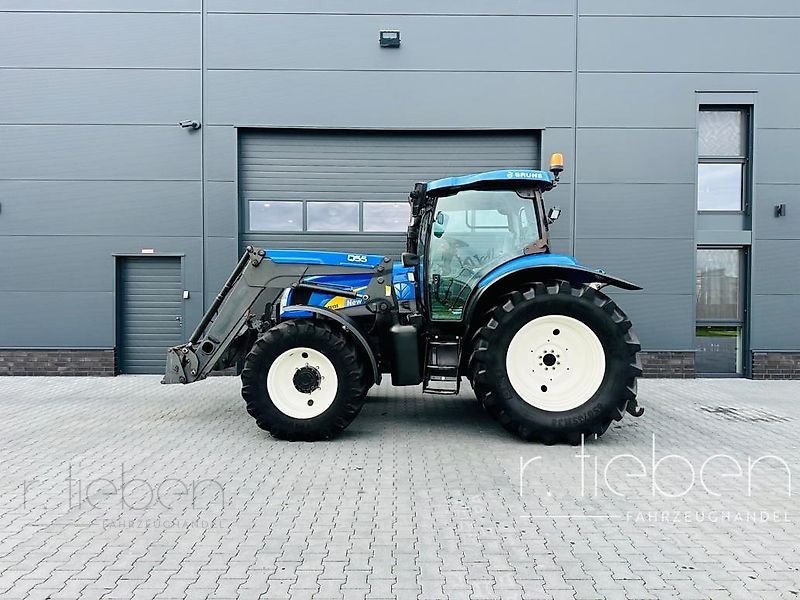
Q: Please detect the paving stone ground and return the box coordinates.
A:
[0,376,799,599]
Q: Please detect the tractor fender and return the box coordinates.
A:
[280,304,381,385]
[463,257,642,327]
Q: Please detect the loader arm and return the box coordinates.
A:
[162,246,389,385]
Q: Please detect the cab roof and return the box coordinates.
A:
[425,169,554,197]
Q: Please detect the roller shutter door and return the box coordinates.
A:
[239,129,540,256]
[117,257,184,374]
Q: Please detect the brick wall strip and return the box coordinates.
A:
[638,351,695,379]
[752,352,800,380]
[0,349,115,376]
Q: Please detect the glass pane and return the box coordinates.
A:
[307,202,359,232]
[696,249,741,321]
[363,202,410,232]
[427,190,537,320]
[695,326,742,374]
[697,163,742,211]
[248,200,302,232]
[699,109,746,156]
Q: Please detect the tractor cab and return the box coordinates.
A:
[407,155,566,321]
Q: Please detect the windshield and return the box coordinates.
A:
[427,190,542,320]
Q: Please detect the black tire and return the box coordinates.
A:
[468,281,641,444]
[241,320,370,441]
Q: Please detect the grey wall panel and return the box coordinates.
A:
[754,129,800,185]
[576,129,696,184]
[0,181,201,236]
[205,181,238,238]
[205,71,574,129]
[206,14,573,72]
[203,236,241,311]
[581,73,800,129]
[0,126,200,180]
[207,0,571,16]
[204,126,237,181]
[754,184,800,240]
[574,238,694,294]
[0,236,202,292]
[751,295,800,351]
[575,184,695,239]
[549,238,572,257]
[579,17,800,73]
[751,240,800,295]
[604,291,695,351]
[0,13,200,69]
[0,1,199,10]
[577,74,697,129]
[579,1,800,17]
[0,292,113,347]
[0,70,200,125]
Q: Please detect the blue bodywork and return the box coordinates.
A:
[274,250,415,317]
[477,253,580,288]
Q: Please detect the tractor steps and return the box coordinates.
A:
[423,338,461,395]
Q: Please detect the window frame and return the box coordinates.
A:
[246,199,304,233]
[305,200,361,233]
[244,199,411,234]
[697,105,752,215]
[694,245,750,376]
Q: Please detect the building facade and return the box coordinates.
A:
[1,1,798,378]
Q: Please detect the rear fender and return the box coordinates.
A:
[280,304,381,384]
[463,263,642,327]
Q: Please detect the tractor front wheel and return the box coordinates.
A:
[241,320,369,441]
[468,281,641,444]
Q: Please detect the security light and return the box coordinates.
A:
[379,30,400,48]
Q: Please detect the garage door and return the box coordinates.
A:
[117,257,184,374]
[239,129,540,256]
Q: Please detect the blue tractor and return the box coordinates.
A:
[163,154,644,443]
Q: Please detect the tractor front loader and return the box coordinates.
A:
[163,154,644,443]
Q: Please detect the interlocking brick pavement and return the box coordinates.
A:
[1,376,799,599]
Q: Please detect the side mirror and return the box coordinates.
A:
[547,207,562,224]
[401,252,420,267]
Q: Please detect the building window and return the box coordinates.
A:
[697,107,750,212]
[248,200,302,232]
[695,248,746,374]
[247,200,409,233]
[307,202,359,232]
[363,202,410,232]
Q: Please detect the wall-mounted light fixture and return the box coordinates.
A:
[379,30,400,48]
[775,203,787,217]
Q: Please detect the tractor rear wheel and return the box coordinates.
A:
[241,320,369,441]
[468,281,641,444]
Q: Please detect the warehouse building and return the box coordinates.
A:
[0,1,798,378]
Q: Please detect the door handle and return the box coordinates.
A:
[175,316,182,322]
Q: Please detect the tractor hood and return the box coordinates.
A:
[425,169,554,197]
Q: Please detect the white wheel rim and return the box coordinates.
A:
[267,347,338,419]
[505,314,606,412]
